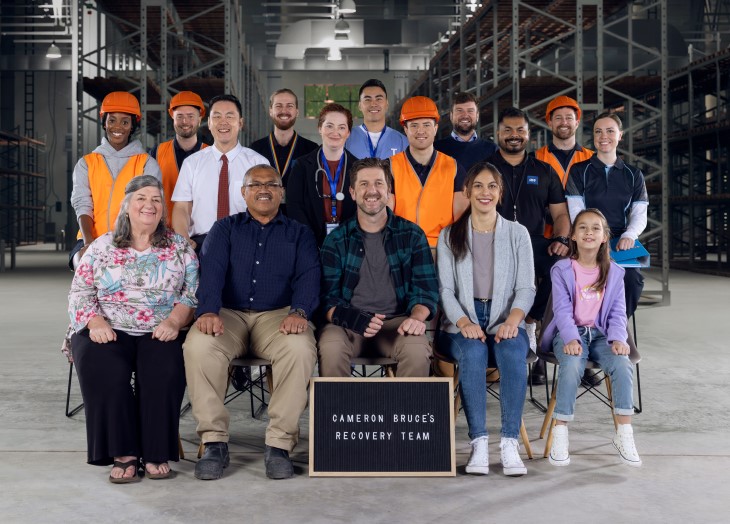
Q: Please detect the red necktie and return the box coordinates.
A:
[217,154,229,220]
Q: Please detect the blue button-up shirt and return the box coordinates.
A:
[197,211,320,317]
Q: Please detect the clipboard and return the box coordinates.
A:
[610,238,650,268]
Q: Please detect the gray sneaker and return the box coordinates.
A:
[265,445,294,479]
[195,442,230,480]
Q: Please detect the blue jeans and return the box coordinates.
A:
[552,327,635,421]
[438,299,529,440]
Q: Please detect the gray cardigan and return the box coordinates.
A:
[437,214,536,337]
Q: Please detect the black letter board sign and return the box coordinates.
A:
[309,377,455,476]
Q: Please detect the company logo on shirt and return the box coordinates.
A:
[527,175,538,185]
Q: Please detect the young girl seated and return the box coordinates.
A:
[540,209,641,467]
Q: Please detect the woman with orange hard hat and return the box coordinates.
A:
[69,91,162,268]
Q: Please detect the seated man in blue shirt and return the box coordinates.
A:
[183,164,320,481]
[318,157,439,377]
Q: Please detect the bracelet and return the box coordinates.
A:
[552,235,570,247]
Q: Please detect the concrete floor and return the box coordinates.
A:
[1,245,728,524]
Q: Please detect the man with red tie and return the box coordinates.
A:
[172,94,269,252]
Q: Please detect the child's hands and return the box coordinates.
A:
[611,340,630,355]
[563,339,583,355]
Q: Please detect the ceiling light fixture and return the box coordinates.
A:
[339,0,356,15]
[46,41,61,59]
[334,15,350,40]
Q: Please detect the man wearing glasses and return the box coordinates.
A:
[172,94,269,252]
[183,164,320,481]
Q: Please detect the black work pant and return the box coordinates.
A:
[624,267,644,320]
[71,329,186,466]
[529,236,560,322]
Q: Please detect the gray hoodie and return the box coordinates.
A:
[70,138,161,220]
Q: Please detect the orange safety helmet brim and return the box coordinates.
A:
[545,95,581,123]
[168,91,206,118]
[400,96,440,126]
[99,91,142,122]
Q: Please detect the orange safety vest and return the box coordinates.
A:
[536,144,593,238]
[156,139,208,226]
[77,152,148,240]
[391,150,457,247]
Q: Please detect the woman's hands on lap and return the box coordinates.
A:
[152,318,181,341]
[88,316,117,343]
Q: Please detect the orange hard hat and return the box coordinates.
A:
[99,91,141,122]
[168,91,206,118]
[545,95,581,123]
[400,96,440,126]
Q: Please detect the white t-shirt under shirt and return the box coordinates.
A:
[171,142,269,236]
[571,259,604,327]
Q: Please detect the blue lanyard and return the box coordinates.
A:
[320,149,344,219]
[362,124,386,158]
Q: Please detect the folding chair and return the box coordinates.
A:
[65,361,84,418]
[538,329,642,457]
[350,356,398,377]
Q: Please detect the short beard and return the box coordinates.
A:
[174,125,198,139]
[272,116,296,131]
[454,121,476,136]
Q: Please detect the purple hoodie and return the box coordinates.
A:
[540,258,628,352]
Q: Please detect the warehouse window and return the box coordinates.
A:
[304,84,361,119]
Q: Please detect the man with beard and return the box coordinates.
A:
[344,79,408,159]
[172,94,269,253]
[534,95,595,385]
[318,157,438,377]
[151,91,209,226]
[389,95,469,248]
[487,107,570,360]
[434,92,497,172]
[183,164,320,480]
[249,89,318,187]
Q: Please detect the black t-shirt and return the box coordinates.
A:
[404,148,467,191]
[249,132,319,182]
[547,143,577,172]
[488,151,566,236]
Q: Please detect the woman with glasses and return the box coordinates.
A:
[286,103,358,247]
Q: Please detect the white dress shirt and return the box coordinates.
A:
[171,142,269,236]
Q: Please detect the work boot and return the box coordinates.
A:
[194,442,230,480]
[265,445,294,479]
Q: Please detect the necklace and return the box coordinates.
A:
[471,224,495,233]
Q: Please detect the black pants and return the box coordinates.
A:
[529,236,560,322]
[624,267,644,319]
[71,329,186,466]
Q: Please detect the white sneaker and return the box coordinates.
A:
[613,424,642,467]
[500,437,527,476]
[525,322,537,352]
[549,424,571,466]
[465,436,489,475]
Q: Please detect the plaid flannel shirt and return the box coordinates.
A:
[320,208,439,319]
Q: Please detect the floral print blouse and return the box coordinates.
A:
[69,231,199,334]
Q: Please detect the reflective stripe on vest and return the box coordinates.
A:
[536,145,593,238]
[391,150,456,247]
[156,139,208,226]
[78,152,148,239]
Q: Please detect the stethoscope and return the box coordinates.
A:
[315,147,347,204]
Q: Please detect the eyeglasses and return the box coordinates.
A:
[244,182,282,190]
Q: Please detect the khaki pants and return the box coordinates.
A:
[317,316,432,377]
[183,306,316,451]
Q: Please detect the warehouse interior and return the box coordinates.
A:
[0,1,729,522]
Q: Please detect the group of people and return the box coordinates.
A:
[67,79,646,484]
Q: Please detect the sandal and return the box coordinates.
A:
[145,462,171,480]
[109,459,141,484]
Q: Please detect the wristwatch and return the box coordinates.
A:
[289,308,308,320]
[552,235,570,247]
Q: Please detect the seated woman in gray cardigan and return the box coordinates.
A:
[437,161,535,477]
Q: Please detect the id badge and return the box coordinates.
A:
[326,223,339,235]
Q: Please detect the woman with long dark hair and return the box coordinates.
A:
[437,162,535,477]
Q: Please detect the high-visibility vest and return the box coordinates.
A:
[77,152,148,239]
[156,139,208,226]
[536,144,593,238]
[391,150,457,247]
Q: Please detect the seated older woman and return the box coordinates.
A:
[68,175,198,483]
[437,162,535,477]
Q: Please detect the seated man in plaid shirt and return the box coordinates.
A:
[318,157,439,377]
